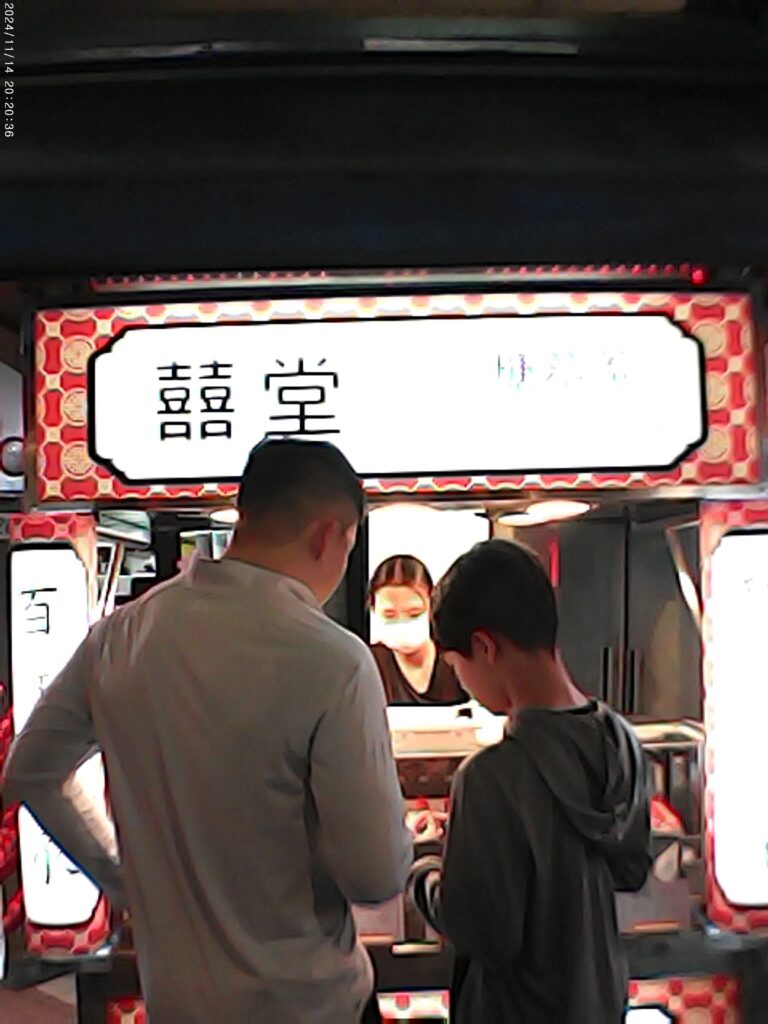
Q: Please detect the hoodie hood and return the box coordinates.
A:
[508,700,648,850]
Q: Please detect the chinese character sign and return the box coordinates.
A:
[496,346,629,392]
[156,360,235,441]
[10,545,105,927]
[90,314,705,485]
[265,358,339,437]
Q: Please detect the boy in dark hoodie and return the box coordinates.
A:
[408,539,652,1023]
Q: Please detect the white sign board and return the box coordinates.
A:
[10,545,105,927]
[90,315,705,483]
[709,531,768,906]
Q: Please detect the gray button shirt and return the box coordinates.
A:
[4,556,411,1023]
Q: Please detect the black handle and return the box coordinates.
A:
[600,647,615,704]
[624,648,639,714]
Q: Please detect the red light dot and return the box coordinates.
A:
[692,267,708,286]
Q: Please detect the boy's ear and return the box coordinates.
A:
[471,629,499,665]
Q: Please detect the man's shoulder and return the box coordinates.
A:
[300,609,376,678]
[99,575,181,627]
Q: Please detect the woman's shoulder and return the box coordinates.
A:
[369,642,396,669]
[434,652,468,701]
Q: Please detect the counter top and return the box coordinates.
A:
[370,928,768,997]
[51,927,768,1024]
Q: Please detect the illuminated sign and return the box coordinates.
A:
[709,530,768,906]
[10,545,106,926]
[89,314,705,484]
[626,1010,675,1023]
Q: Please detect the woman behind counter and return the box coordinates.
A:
[369,555,467,705]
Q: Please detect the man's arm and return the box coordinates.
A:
[309,652,411,906]
[410,758,530,966]
[3,623,125,905]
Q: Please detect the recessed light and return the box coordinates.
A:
[209,508,239,525]
[498,500,592,527]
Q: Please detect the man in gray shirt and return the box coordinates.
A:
[4,439,412,1023]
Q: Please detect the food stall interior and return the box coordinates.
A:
[95,493,706,955]
[105,494,702,719]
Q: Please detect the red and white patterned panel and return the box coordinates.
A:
[701,501,768,932]
[7,513,111,956]
[9,510,96,544]
[24,894,111,956]
[106,1000,147,1024]
[105,993,452,1022]
[0,684,20,938]
[34,292,759,503]
[104,977,740,1022]
[630,976,740,1021]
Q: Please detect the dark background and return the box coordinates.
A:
[4,0,768,283]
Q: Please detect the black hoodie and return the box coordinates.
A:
[410,700,652,1023]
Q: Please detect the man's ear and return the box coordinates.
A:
[471,629,499,665]
[307,518,334,560]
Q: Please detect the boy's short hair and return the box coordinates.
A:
[431,538,558,656]
[237,438,365,537]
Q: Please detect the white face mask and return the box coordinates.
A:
[378,614,431,652]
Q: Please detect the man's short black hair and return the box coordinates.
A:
[237,438,365,535]
[431,539,558,656]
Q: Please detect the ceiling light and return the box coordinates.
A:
[498,500,592,527]
[209,508,239,525]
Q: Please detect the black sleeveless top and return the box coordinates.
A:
[370,643,467,706]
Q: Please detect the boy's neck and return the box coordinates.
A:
[508,652,587,713]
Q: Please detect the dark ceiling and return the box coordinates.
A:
[2,1,768,340]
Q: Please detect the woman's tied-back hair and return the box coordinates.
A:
[368,555,434,608]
